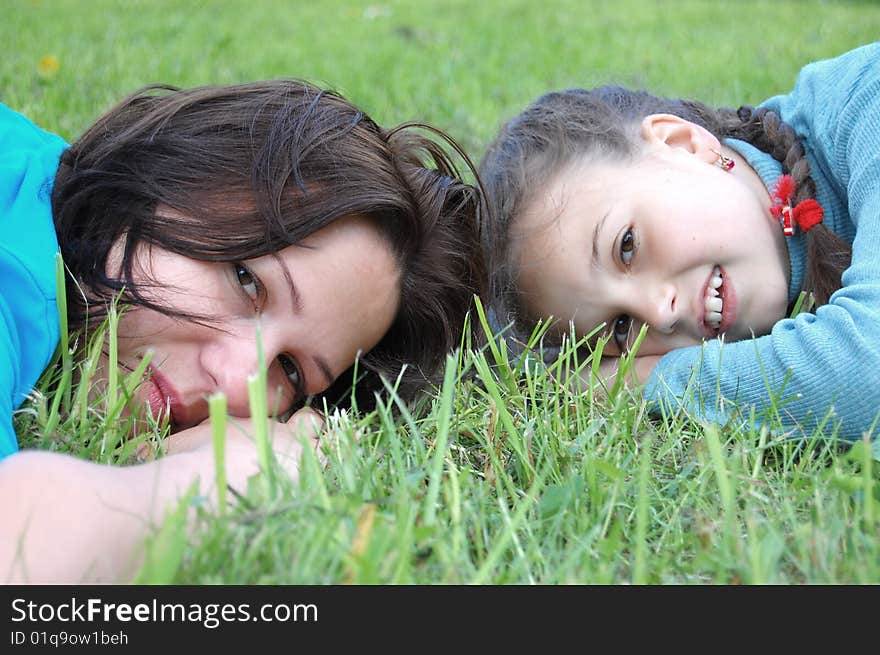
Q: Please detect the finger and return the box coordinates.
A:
[284,407,328,467]
[136,421,214,460]
[286,407,325,442]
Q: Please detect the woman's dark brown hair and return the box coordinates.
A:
[478,85,851,341]
[52,80,485,410]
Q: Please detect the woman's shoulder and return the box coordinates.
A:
[0,103,63,353]
[0,103,68,175]
[0,103,67,153]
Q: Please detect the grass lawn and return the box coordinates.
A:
[3,0,879,584]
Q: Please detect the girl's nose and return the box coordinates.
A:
[643,283,678,334]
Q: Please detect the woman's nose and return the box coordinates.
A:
[202,336,290,419]
[205,348,257,418]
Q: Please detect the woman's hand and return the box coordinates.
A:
[142,406,326,488]
[0,407,327,583]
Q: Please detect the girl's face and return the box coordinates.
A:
[100,213,400,432]
[514,120,790,357]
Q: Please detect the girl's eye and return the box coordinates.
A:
[620,228,635,265]
[233,262,262,308]
[613,314,632,351]
[278,354,303,395]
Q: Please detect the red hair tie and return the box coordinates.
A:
[769,174,824,236]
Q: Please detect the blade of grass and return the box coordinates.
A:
[209,392,228,516]
[633,435,652,584]
[862,434,874,530]
[54,253,71,414]
[424,353,457,528]
[471,462,550,584]
[470,350,536,485]
[101,303,120,456]
[473,294,511,386]
[247,322,271,497]
[247,373,270,496]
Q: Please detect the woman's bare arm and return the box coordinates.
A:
[0,408,322,583]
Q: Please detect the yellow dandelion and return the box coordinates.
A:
[37,54,60,79]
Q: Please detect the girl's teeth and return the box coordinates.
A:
[706,266,724,329]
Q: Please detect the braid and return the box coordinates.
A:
[724,106,851,306]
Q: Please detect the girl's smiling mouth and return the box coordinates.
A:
[702,265,738,338]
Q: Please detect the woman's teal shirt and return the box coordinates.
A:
[0,104,67,459]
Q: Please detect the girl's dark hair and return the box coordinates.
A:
[479,86,851,339]
[52,80,486,410]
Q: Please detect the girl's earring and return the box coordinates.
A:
[711,149,735,171]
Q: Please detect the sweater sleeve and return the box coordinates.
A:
[643,44,880,444]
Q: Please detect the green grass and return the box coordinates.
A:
[5,0,880,584]
[5,0,878,156]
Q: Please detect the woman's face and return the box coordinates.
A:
[100,213,400,432]
[514,123,790,357]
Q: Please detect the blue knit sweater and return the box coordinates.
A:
[644,43,880,449]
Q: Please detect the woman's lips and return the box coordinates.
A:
[145,365,182,429]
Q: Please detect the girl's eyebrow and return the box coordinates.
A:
[591,211,610,270]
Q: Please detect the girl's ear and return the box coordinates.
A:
[640,113,721,164]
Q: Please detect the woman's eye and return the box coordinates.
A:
[620,228,635,265]
[278,354,303,394]
[233,262,261,306]
[613,314,632,351]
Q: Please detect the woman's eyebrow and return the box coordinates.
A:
[269,254,334,389]
[270,254,303,313]
[312,356,334,389]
